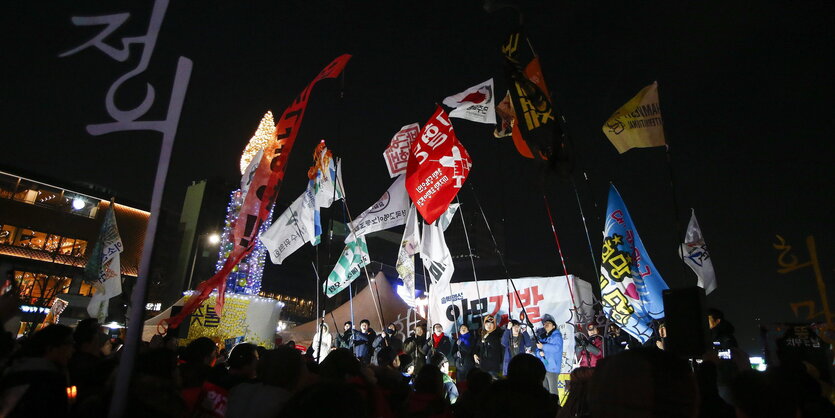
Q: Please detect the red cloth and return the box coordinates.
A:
[432,332,445,348]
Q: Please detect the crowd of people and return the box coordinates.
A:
[0,304,833,417]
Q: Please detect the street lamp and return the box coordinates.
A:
[186,232,220,291]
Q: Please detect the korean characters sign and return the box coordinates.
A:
[383,123,420,178]
[405,106,472,224]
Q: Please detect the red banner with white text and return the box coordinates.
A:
[405,106,472,224]
[166,54,351,330]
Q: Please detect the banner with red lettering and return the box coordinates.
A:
[405,106,472,224]
[166,55,351,330]
[428,276,594,374]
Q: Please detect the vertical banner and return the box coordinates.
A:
[167,54,351,328]
[600,185,669,342]
[405,106,472,224]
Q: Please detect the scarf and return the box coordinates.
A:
[432,332,445,348]
[459,332,472,347]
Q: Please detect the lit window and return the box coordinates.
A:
[16,229,47,250]
[0,225,16,245]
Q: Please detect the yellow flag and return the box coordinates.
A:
[602,81,665,153]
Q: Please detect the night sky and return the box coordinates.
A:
[3,0,834,353]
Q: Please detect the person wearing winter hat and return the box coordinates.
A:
[534,314,563,395]
[430,352,459,404]
[501,319,532,375]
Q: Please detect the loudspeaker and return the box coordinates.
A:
[662,286,710,358]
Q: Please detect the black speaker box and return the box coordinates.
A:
[662,286,711,358]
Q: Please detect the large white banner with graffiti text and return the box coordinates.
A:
[428,276,594,374]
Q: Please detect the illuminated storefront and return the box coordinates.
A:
[0,170,149,333]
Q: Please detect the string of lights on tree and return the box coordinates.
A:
[214,190,273,295]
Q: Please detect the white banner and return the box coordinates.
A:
[346,175,410,242]
[260,189,316,264]
[443,78,497,124]
[680,210,717,294]
[383,123,421,178]
[396,204,421,307]
[428,276,594,374]
[240,149,263,201]
[420,204,459,294]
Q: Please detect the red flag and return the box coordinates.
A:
[166,54,351,330]
[405,106,472,224]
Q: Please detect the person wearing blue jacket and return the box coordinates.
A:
[501,319,532,375]
[534,314,563,395]
[353,319,375,365]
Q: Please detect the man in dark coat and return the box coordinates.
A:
[372,323,403,364]
[353,319,375,365]
[404,322,429,375]
[335,321,356,350]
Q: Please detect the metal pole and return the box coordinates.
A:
[186,235,201,291]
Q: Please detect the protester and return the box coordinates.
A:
[427,323,454,361]
[404,322,429,376]
[430,352,459,404]
[398,353,415,384]
[406,364,453,418]
[588,347,698,418]
[311,322,332,363]
[222,342,259,388]
[475,353,560,418]
[575,323,603,368]
[556,367,594,418]
[501,319,532,375]
[374,346,411,415]
[454,323,476,381]
[336,321,356,350]
[226,346,303,418]
[707,308,738,349]
[354,319,376,365]
[535,314,563,395]
[475,315,503,378]
[453,368,492,418]
[0,324,74,417]
[178,337,223,415]
[517,310,534,340]
[68,318,115,407]
[373,322,403,364]
[603,323,636,355]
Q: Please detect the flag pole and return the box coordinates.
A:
[334,166,386,329]
[455,196,483,320]
[466,182,540,344]
[542,193,579,314]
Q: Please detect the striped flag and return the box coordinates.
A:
[324,236,371,298]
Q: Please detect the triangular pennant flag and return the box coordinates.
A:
[600,185,669,343]
[346,175,410,243]
[680,210,717,294]
[324,237,371,298]
[602,82,665,153]
[405,106,472,224]
[443,78,497,124]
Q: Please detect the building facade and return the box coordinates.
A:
[0,170,149,333]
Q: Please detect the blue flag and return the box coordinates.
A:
[600,185,669,342]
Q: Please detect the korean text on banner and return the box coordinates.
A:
[347,175,410,242]
[602,81,665,154]
[260,188,316,264]
[405,106,472,224]
[383,123,420,178]
[324,237,371,298]
[167,54,350,328]
[443,78,497,124]
[428,276,594,374]
[600,185,669,343]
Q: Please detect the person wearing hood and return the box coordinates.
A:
[535,314,563,395]
[311,322,333,363]
[575,323,603,367]
[501,319,532,375]
[454,323,476,381]
[475,315,504,378]
[0,324,74,417]
[372,323,403,364]
[426,323,453,361]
